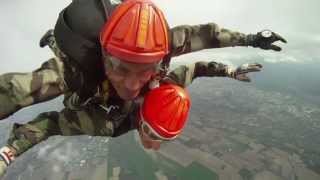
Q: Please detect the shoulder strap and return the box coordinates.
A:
[100,0,123,20]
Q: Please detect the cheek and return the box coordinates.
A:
[152,142,161,151]
[106,70,123,84]
[142,139,152,147]
[139,130,153,143]
[138,75,152,87]
[142,73,154,82]
[139,132,152,148]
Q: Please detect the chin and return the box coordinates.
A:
[119,92,139,100]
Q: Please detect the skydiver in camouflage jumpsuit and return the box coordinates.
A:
[0,0,286,177]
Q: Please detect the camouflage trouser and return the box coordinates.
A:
[6,104,118,157]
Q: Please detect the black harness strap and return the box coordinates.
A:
[100,0,123,20]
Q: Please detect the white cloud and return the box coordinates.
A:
[0,0,319,74]
[258,52,300,64]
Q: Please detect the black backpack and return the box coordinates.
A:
[53,0,122,101]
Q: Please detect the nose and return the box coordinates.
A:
[152,142,161,150]
[142,140,161,150]
[123,74,142,92]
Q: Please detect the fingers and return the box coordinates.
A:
[270,44,282,51]
[236,74,251,82]
[237,63,263,82]
[273,32,287,43]
[248,63,263,71]
[238,63,263,73]
[255,30,287,51]
[251,63,263,69]
[233,63,263,82]
[269,32,286,51]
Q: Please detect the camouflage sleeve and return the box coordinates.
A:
[170,23,247,57]
[163,61,228,87]
[6,103,134,156]
[0,57,68,120]
[112,111,137,137]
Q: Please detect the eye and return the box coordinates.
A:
[149,133,161,141]
[142,123,150,134]
[115,66,129,76]
[139,71,151,77]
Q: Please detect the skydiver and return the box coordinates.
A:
[0,0,284,177]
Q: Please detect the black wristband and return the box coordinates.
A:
[246,34,258,47]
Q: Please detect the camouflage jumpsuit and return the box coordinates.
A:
[0,19,248,156]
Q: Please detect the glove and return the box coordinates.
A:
[226,63,263,82]
[0,146,15,178]
[247,30,287,51]
[39,29,54,48]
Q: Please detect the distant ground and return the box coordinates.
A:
[0,61,319,180]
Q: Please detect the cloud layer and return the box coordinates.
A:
[0,0,319,73]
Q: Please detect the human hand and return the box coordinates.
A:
[247,30,287,51]
[226,63,263,82]
[0,146,15,178]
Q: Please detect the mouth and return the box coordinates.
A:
[121,90,140,100]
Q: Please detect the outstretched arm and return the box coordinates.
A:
[163,61,262,87]
[170,23,287,57]
[0,57,68,120]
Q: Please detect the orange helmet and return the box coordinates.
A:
[138,84,191,140]
[100,0,169,64]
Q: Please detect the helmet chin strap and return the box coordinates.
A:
[149,54,171,90]
[159,55,171,78]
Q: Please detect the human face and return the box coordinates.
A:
[138,126,162,150]
[137,110,177,150]
[103,54,160,100]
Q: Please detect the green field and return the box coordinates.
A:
[108,132,219,180]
